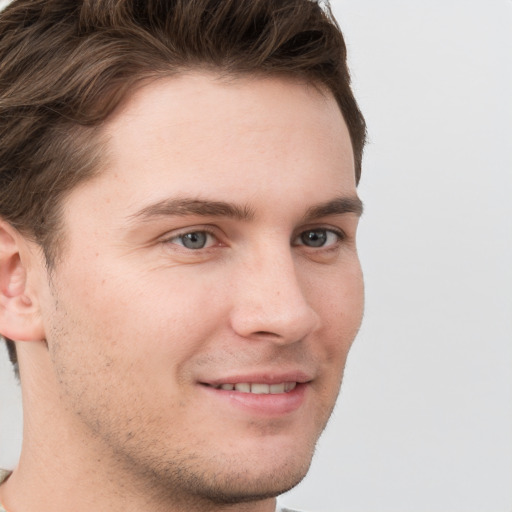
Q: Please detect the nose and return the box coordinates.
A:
[229,247,321,344]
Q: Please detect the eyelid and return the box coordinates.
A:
[159,223,347,249]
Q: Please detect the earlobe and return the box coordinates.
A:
[0,221,45,342]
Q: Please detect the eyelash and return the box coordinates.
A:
[163,226,346,251]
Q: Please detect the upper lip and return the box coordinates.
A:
[200,370,314,386]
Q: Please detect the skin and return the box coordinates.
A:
[0,73,364,512]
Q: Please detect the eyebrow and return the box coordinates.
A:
[303,196,364,221]
[129,195,363,224]
[129,198,255,222]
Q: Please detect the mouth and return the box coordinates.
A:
[199,372,312,415]
[201,380,307,416]
[206,382,298,394]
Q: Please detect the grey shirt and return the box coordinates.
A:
[0,469,9,512]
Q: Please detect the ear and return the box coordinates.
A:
[0,220,45,342]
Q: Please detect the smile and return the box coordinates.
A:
[209,382,298,394]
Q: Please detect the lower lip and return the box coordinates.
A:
[200,383,308,416]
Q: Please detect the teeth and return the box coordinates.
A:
[234,383,251,393]
[216,382,297,394]
[270,383,285,394]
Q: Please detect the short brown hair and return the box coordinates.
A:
[0,0,366,372]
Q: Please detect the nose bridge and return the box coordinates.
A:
[230,239,320,342]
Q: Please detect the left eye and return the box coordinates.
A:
[170,231,216,250]
[295,229,341,248]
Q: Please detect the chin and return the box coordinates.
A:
[145,442,315,507]
[195,459,312,505]
[188,416,324,503]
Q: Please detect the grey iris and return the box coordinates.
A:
[181,232,207,249]
[301,229,327,247]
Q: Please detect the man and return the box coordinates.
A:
[0,1,366,511]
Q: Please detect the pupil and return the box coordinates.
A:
[182,232,207,249]
[302,230,326,247]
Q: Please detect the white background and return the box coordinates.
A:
[1,1,511,511]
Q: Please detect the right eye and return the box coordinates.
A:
[167,230,217,250]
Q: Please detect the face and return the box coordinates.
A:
[38,73,364,505]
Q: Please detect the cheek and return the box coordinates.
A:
[313,261,364,343]
[50,263,229,380]
[311,269,364,400]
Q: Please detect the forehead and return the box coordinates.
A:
[106,72,352,168]
[105,72,352,191]
[65,72,356,227]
